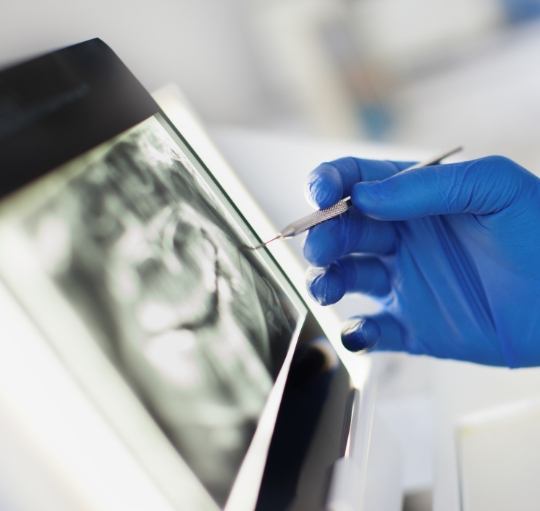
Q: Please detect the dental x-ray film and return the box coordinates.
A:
[3,114,303,505]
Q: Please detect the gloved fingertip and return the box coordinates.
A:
[341,318,381,352]
[306,265,344,305]
[303,223,337,267]
[306,267,325,304]
[303,233,320,266]
[306,163,343,209]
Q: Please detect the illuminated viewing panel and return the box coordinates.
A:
[0,39,365,511]
[0,113,306,506]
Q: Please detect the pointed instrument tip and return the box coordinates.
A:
[246,234,283,250]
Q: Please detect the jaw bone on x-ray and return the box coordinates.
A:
[21,116,299,504]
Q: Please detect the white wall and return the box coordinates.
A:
[0,0,268,124]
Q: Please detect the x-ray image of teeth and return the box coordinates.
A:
[22,116,298,505]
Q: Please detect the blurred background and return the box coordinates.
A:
[2,2,540,510]
[1,0,540,169]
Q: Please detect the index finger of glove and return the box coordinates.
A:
[306,157,412,209]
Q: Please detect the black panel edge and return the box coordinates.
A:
[256,314,353,511]
[0,38,159,199]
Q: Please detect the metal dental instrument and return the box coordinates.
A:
[250,146,463,250]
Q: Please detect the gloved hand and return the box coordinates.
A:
[304,155,540,367]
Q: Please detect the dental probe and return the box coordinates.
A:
[250,146,462,250]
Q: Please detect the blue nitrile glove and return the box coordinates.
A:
[304,156,540,367]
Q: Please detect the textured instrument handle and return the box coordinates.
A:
[281,196,352,237]
[273,146,463,243]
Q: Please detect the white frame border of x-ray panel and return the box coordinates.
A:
[153,85,371,385]
[154,86,376,511]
